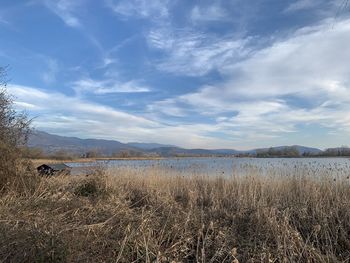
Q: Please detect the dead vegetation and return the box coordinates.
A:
[0,66,33,195]
[0,167,349,263]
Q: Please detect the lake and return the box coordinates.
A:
[68,157,350,178]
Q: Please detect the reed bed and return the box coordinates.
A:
[0,166,349,262]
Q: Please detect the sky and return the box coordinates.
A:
[1,0,350,150]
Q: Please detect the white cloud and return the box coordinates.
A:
[219,19,350,100]
[106,0,170,19]
[284,0,322,12]
[8,84,249,149]
[191,4,228,22]
[43,0,81,28]
[147,98,188,117]
[284,0,345,18]
[147,28,251,76]
[6,2,350,149]
[42,0,106,53]
[0,15,10,26]
[72,78,151,94]
[9,84,158,139]
[41,58,59,84]
[8,80,350,150]
[148,18,350,145]
[14,101,39,109]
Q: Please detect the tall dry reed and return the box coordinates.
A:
[0,166,349,262]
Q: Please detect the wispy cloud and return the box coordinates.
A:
[191,3,229,23]
[106,0,170,20]
[0,15,10,26]
[43,0,81,28]
[41,58,59,84]
[41,0,107,58]
[4,0,350,149]
[147,98,188,117]
[147,28,251,76]
[8,84,245,148]
[72,77,151,94]
[284,0,345,17]
[285,0,322,12]
[9,84,157,138]
[148,18,350,144]
[219,19,350,101]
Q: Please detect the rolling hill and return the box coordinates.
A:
[28,130,323,157]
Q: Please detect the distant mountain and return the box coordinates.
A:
[28,131,323,157]
[127,142,175,150]
[28,131,243,157]
[28,131,140,156]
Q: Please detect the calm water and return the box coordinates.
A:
[68,157,350,178]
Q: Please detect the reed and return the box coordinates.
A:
[0,166,349,262]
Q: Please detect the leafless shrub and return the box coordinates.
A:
[0,66,33,194]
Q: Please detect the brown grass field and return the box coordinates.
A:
[0,166,350,262]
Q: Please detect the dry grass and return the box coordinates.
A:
[0,166,350,263]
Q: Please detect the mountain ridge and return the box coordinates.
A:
[27,130,325,157]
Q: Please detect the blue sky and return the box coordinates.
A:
[1,0,350,149]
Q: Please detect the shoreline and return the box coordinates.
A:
[29,157,167,165]
[29,155,350,166]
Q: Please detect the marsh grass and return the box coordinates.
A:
[0,167,349,262]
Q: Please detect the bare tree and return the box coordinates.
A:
[0,67,32,192]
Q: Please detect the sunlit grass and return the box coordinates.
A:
[0,166,349,262]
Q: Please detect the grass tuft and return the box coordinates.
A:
[74,177,101,197]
